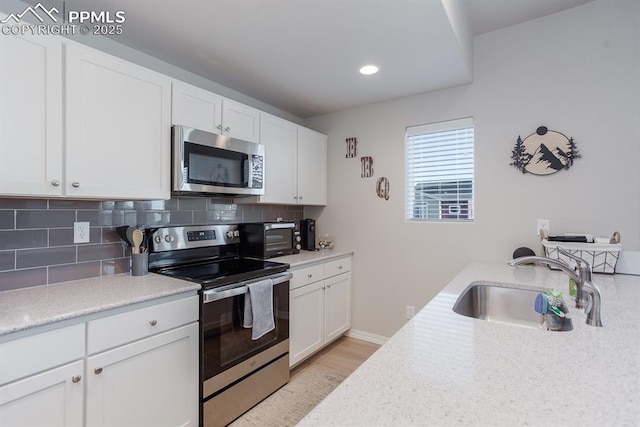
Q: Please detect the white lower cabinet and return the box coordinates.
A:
[86,323,198,427]
[290,255,352,366]
[0,360,84,427]
[0,294,198,427]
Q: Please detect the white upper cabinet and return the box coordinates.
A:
[65,42,172,199]
[258,114,298,204]
[172,81,222,134]
[297,127,327,205]
[0,31,63,197]
[172,81,260,142]
[243,114,327,206]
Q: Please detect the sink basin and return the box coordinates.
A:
[452,281,573,331]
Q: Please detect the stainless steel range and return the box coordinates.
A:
[147,224,291,427]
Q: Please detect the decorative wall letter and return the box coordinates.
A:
[345,137,358,158]
[360,156,374,178]
[376,177,390,200]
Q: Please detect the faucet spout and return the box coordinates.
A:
[509,253,603,327]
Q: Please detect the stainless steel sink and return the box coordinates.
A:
[452,281,573,331]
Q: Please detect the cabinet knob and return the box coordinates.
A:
[94,367,103,375]
[224,126,231,132]
[338,265,343,270]
[327,284,331,288]
[299,195,304,200]
[71,375,82,383]
[71,182,80,188]
[149,319,158,326]
[217,124,222,130]
[307,274,313,278]
[51,179,60,187]
[294,196,298,200]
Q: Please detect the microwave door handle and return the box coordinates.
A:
[264,223,296,230]
[203,272,292,303]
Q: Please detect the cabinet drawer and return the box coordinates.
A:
[0,323,85,386]
[87,295,198,354]
[325,257,352,278]
[290,264,325,290]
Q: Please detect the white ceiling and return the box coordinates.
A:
[33,0,594,118]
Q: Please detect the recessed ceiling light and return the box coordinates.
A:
[359,65,379,75]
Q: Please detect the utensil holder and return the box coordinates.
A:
[131,253,148,276]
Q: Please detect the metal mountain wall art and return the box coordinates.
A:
[510,126,581,175]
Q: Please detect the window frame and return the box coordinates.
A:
[405,117,475,223]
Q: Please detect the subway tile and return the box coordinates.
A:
[77,210,124,227]
[207,201,237,211]
[102,201,116,210]
[0,199,47,210]
[101,228,123,243]
[0,210,14,229]
[123,212,138,226]
[115,201,135,210]
[77,243,124,262]
[0,251,15,271]
[49,200,101,210]
[102,258,130,275]
[0,230,48,250]
[139,212,170,225]
[48,262,101,284]
[17,246,76,269]
[49,228,73,246]
[177,197,207,211]
[134,200,173,211]
[167,211,193,225]
[16,210,75,229]
[240,210,264,222]
[0,268,47,291]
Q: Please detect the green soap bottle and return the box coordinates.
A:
[569,278,577,297]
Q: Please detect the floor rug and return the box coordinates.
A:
[229,364,347,427]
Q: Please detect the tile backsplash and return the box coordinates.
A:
[0,197,302,291]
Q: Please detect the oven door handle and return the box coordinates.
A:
[202,271,292,303]
[264,223,295,230]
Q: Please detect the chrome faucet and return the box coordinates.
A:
[509,249,603,327]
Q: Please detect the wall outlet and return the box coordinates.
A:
[406,305,415,320]
[537,219,550,237]
[74,222,90,244]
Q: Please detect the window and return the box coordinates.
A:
[405,117,474,221]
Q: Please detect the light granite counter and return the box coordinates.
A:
[300,261,640,426]
[0,273,200,337]
[274,249,353,268]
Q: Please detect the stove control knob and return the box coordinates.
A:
[233,230,240,237]
[154,236,162,244]
[296,235,301,242]
[296,244,301,250]
[164,235,174,243]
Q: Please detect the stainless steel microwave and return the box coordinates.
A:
[172,125,265,196]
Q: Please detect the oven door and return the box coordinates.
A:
[201,272,290,399]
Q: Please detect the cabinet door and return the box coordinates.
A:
[0,361,83,427]
[297,127,327,205]
[258,114,298,204]
[222,99,260,143]
[65,42,171,200]
[324,272,351,343]
[171,81,223,133]
[290,281,325,366]
[0,31,63,197]
[86,322,199,427]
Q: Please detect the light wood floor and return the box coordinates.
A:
[291,335,381,379]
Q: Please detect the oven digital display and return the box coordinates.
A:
[187,230,216,241]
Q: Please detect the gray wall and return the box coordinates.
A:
[0,197,302,291]
[305,0,640,338]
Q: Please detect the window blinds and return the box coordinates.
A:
[405,117,474,221]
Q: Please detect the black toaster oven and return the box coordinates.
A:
[238,222,301,258]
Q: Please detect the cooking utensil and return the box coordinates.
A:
[131,229,143,254]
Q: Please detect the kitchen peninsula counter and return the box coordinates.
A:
[300,261,640,426]
[0,273,200,337]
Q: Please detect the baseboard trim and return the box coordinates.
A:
[345,329,389,345]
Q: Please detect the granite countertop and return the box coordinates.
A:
[0,273,200,337]
[275,249,354,268]
[300,261,640,426]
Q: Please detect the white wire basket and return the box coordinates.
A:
[542,239,621,274]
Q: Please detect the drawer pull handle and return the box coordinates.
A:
[71,375,81,383]
[149,320,158,326]
[94,367,103,375]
